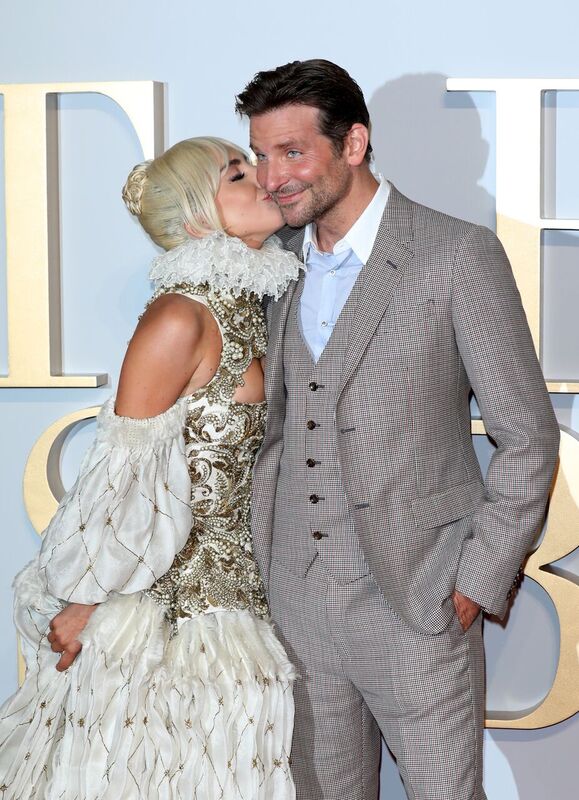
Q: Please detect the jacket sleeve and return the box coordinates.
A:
[451,225,560,617]
[38,397,192,604]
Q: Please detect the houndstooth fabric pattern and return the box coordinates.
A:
[252,185,560,632]
[269,557,486,800]
[271,268,373,582]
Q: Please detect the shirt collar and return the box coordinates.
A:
[302,175,390,264]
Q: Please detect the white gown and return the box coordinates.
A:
[0,234,303,800]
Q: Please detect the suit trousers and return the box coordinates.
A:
[269,556,487,800]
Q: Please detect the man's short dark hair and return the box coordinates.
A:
[235,59,373,163]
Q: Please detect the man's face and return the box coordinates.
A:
[249,105,353,228]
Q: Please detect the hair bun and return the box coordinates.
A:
[122,161,151,216]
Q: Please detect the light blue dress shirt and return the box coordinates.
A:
[300,176,391,362]
[299,247,363,362]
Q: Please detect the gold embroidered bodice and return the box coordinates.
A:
[146,283,269,627]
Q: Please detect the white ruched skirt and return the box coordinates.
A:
[0,562,296,799]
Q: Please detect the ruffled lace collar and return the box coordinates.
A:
[149,230,303,301]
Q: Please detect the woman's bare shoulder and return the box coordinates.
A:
[115,294,216,418]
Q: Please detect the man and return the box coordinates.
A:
[236,60,559,800]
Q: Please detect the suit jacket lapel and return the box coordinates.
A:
[337,185,415,398]
[265,279,298,400]
[264,226,305,402]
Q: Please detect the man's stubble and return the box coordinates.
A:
[273,158,353,230]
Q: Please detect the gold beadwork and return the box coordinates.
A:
[146,283,269,627]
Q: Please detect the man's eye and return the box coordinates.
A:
[287,150,301,158]
[255,153,267,162]
[230,171,245,182]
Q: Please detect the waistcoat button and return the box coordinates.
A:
[306,458,316,468]
[309,494,319,504]
[312,531,323,540]
[306,420,317,430]
[309,381,319,391]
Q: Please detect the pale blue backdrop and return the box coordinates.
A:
[1,0,578,796]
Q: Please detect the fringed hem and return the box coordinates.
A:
[0,576,296,799]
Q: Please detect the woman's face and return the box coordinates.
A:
[215,150,283,249]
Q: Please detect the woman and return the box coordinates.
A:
[0,137,302,799]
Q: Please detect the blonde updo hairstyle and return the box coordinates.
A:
[122,137,243,251]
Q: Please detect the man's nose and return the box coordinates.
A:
[257,161,285,193]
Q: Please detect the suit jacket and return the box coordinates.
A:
[252,185,560,633]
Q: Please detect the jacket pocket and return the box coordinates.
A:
[386,299,436,327]
[410,478,485,530]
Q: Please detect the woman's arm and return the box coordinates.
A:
[47,294,211,670]
[116,292,209,417]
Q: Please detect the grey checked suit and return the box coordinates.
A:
[251,186,560,799]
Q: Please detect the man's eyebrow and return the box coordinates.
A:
[249,140,301,153]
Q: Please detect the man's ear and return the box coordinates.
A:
[345,123,370,167]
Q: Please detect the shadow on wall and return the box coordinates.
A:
[368,73,495,228]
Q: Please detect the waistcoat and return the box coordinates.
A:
[271,272,371,582]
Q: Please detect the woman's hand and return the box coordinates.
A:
[47,603,97,672]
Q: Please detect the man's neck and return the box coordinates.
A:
[314,169,379,253]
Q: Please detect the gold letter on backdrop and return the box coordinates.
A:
[447,79,579,392]
[515,428,579,729]
[471,423,579,729]
[453,79,579,728]
[23,406,100,535]
[0,81,165,387]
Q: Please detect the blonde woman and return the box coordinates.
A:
[0,137,301,799]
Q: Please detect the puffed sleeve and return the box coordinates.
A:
[38,397,192,604]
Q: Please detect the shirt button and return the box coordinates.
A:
[309,494,319,504]
[306,458,316,468]
[329,269,336,276]
[309,381,318,391]
[306,420,317,430]
[320,321,328,328]
[312,531,323,540]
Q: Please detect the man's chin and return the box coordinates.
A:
[279,205,311,229]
